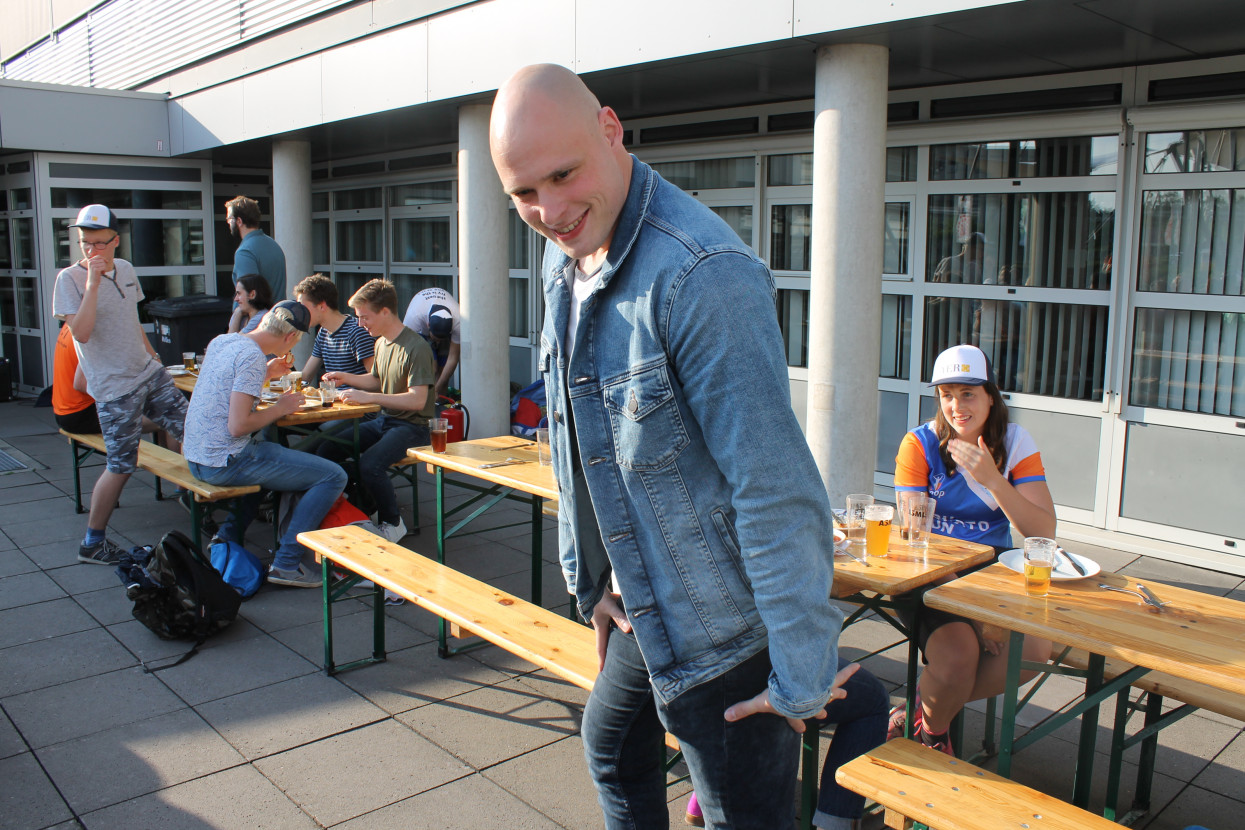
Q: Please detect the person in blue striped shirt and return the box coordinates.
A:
[294,274,375,386]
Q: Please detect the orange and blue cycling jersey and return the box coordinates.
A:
[894,422,1046,550]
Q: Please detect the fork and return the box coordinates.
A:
[1097,583,1164,610]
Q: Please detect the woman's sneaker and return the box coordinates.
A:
[78,536,125,566]
[887,692,922,741]
[917,722,955,756]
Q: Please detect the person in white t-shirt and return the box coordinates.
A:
[401,287,459,397]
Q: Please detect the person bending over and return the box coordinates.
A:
[183,301,347,588]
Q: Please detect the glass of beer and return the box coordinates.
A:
[863,504,894,558]
[288,371,302,393]
[845,494,873,549]
[1023,537,1057,597]
[429,417,448,453]
[182,351,196,371]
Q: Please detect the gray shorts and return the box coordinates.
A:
[96,370,188,474]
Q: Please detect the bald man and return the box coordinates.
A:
[491,64,851,828]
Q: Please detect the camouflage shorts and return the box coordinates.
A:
[96,370,188,474]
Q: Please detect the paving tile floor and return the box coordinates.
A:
[0,396,1241,829]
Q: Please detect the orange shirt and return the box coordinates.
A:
[53,324,95,415]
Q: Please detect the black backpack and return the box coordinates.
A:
[125,530,241,668]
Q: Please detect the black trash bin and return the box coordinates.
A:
[144,295,233,367]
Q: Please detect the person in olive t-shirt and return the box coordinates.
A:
[319,279,435,543]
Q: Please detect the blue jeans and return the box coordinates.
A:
[811,658,889,827]
[317,414,426,526]
[189,439,347,572]
[582,626,798,829]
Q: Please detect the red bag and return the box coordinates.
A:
[319,495,369,529]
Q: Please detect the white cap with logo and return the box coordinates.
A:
[69,204,119,231]
[928,344,995,387]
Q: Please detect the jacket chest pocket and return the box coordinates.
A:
[602,363,689,472]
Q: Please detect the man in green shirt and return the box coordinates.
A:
[320,279,436,542]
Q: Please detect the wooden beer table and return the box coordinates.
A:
[925,564,1245,817]
[407,435,557,656]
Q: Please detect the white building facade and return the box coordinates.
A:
[2,0,1243,571]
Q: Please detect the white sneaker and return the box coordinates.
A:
[376,517,407,543]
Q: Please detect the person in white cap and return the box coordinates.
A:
[889,343,1055,756]
[401,287,459,397]
[52,205,190,566]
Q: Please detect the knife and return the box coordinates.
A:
[1136,583,1167,608]
[1058,546,1087,576]
[479,458,527,469]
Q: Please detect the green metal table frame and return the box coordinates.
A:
[985,631,1184,823]
[431,464,549,658]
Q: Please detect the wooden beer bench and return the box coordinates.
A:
[60,430,259,549]
[836,738,1120,830]
[298,524,843,828]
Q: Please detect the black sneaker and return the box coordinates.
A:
[78,537,125,566]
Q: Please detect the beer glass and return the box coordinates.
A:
[429,418,449,453]
[845,494,873,549]
[1023,537,1057,597]
[864,504,894,558]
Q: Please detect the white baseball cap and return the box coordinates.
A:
[69,204,119,231]
[928,344,995,387]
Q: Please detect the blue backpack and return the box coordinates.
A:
[209,539,267,599]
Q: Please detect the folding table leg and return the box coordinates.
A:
[1071,653,1105,808]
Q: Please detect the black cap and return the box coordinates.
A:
[428,304,453,340]
[269,300,311,333]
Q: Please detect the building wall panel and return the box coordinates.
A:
[322,23,430,121]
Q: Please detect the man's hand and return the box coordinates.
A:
[339,388,371,405]
[265,356,291,381]
[724,661,860,734]
[272,390,305,416]
[84,254,108,291]
[590,592,630,671]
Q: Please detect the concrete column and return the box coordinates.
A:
[272,136,313,365]
[806,44,889,507]
[457,102,510,438]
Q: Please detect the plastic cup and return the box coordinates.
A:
[535,428,551,466]
[321,379,337,405]
[846,494,874,548]
[863,504,894,558]
[899,493,937,551]
[429,417,448,453]
[1023,537,1057,597]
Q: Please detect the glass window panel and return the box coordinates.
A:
[883,203,910,275]
[10,189,32,211]
[776,288,809,368]
[927,193,1114,290]
[509,210,530,270]
[708,205,753,248]
[509,277,528,338]
[880,294,912,379]
[1144,128,1245,174]
[390,182,453,206]
[390,273,452,315]
[930,136,1115,180]
[117,219,205,267]
[313,219,329,265]
[19,333,43,386]
[312,192,330,212]
[767,154,813,186]
[923,296,1108,400]
[0,221,10,269]
[50,188,202,209]
[886,147,917,182]
[651,157,755,190]
[0,277,15,327]
[336,220,383,261]
[336,272,386,308]
[392,217,451,263]
[15,278,39,328]
[0,191,8,211]
[333,188,382,211]
[877,390,909,474]
[12,218,34,269]
[1138,189,1245,296]
[1129,308,1245,417]
[769,205,812,271]
[53,219,73,268]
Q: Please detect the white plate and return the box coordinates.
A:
[299,400,323,410]
[832,528,850,553]
[166,366,190,377]
[999,548,1100,580]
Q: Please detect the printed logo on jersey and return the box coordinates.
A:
[930,473,947,498]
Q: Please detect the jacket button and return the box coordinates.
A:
[552,410,564,424]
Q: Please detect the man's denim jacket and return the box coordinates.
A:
[539,158,843,719]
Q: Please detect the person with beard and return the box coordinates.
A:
[224,195,287,302]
